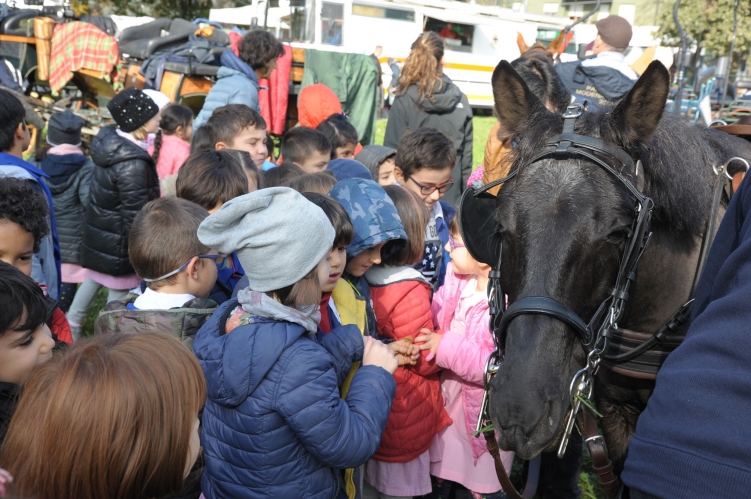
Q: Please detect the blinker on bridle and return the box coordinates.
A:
[465,103,655,459]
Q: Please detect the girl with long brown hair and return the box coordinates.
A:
[0,332,206,499]
[383,31,473,207]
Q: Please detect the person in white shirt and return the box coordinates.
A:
[93,197,222,346]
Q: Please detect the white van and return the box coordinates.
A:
[210,0,572,109]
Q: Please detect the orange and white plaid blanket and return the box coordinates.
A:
[49,21,119,92]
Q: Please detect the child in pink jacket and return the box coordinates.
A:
[147,104,193,183]
[415,217,514,499]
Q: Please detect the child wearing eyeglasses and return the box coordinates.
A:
[393,127,457,291]
[414,217,513,499]
[94,197,220,348]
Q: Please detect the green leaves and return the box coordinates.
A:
[469,423,495,437]
[657,0,751,62]
[575,393,603,418]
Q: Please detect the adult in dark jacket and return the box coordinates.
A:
[555,15,637,107]
[621,173,751,498]
[194,30,284,129]
[384,31,473,208]
[37,110,94,312]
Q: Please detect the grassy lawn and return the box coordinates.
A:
[374,116,498,172]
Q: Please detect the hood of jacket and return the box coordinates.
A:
[91,126,153,169]
[557,61,634,102]
[40,153,89,186]
[405,75,463,114]
[298,83,343,128]
[365,265,428,286]
[193,300,311,407]
[329,178,407,259]
[219,51,259,87]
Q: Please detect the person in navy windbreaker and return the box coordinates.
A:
[194,187,398,499]
[622,172,751,498]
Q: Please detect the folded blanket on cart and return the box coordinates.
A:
[49,21,119,92]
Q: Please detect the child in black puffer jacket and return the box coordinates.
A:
[36,110,94,313]
[68,88,161,339]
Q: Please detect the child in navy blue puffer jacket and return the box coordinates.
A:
[193,187,398,499]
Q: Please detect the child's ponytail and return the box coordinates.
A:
[151,128,163,166]
[397,31,445,103]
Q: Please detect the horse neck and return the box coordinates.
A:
[622,228,702,334]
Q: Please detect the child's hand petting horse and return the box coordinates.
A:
[415,328,443,361]
[363,336,399,374]
[389,339,421,366]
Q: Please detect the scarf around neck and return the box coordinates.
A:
[237,288,321,333]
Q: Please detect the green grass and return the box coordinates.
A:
[81,288,108,338]
[373,116,498,172]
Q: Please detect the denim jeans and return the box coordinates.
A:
[65,279,129,339]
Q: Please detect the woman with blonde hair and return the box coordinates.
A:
[0,332,206,499]
[383,31,473,207]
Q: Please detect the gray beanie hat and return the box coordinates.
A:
[197,187,335,292]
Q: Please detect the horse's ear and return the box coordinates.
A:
[546,30,566,55]
[492,60,541,138]
[611,61,670,147]
[517,32,530,55]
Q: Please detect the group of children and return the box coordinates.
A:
[0,84,512,499]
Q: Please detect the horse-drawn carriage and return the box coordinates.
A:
[0,7,356,155]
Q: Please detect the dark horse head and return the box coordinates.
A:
[485,60,732,460]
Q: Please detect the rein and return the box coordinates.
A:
[468,104,749,498]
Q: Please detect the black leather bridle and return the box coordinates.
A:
[463,104,654,359]
[463,103,748,498]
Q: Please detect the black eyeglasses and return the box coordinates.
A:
[406,176,454,196]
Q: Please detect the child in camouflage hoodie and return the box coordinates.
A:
[94,198,221,347]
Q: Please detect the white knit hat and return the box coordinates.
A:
[142,89,171,110]
[197,187,335,292]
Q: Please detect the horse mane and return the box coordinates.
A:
[505,104,715,241]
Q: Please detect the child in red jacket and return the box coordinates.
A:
[363,185,452,499]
